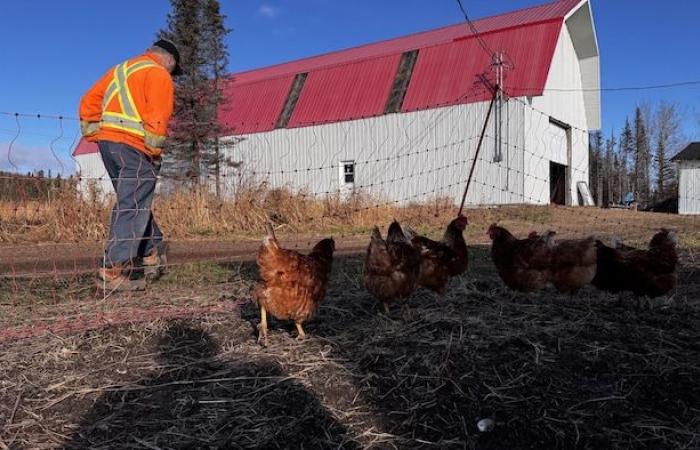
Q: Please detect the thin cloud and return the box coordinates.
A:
[272,26,297,37]
[258,5,280,19]
[0,142,74,175]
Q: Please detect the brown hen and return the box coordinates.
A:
[254,223,335,346]
[537,232,598,294]
[488,224,551,292]
[592,229,678,301]
[403,215,469,295]
[364,221,421,314]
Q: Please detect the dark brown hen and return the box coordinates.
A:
[592,229,678,300]
[547,234,598,294]
[488,224,552,292]
[404,215,469,295]
[364,221,421,314]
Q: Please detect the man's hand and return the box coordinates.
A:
[152,157,162,171]
[80,120,100,139]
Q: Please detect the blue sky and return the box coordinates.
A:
[0,0,698,174]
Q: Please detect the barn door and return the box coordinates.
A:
[550,161,567,205]
[548,117,572,205]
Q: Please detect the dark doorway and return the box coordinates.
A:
[549,161,567,205]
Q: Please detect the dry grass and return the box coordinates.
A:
[0,184,459,243]
[2,184,699,249]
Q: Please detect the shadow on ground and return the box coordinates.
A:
[63,321,359,449]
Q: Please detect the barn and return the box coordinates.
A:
[672,142,700,215]
[73,0,600,207]
[72,139,111,199]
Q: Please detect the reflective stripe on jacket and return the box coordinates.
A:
[79,52,174,158]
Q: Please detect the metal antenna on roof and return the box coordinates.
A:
[453,1,512,215]
[492,52,513,164]
[454,1,514,168]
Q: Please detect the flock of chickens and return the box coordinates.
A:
[253,216,679,346]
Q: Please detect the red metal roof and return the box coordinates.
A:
[228,0,580,85]
[288,54,401,128]
[72,138,98,156]
[219,0,583,135]
[401,20,562,112]
[220,75,295,134]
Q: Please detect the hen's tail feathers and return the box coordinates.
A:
[387,220,408,243]
[371,226,383,241]
[403,225,417,241]
[585,235,600,246]
[610,235,624,249]
[666,230,678,245]
[542,230,557,247]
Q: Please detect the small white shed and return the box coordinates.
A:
[672,142,700,215]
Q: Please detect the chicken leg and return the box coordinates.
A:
[400,301,414,321]
[382,301,391,316]
[295,322,307,340]
[257,305,269,347]
[615,293,624,307]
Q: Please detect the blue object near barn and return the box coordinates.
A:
[623,192,634,206]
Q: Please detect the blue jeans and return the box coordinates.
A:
[98,141,163,267]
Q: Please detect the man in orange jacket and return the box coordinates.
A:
[80,39,181,291]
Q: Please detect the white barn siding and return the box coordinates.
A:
[75,153,113,199]
[579,56,601,129]
[221,99,529,207]
[528,24,591,205]
[678,162,700,215]
[565,0,601,130]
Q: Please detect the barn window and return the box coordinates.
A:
[340,160,355,184]
[384,50,419,114]
[276,72,308,129]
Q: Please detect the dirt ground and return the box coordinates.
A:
[0,237,369,277]
[1,241,699,449]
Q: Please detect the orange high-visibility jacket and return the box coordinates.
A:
[79,52,174,158]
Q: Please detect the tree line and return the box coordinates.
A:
[589,102,687,209]
[0,170,75,201]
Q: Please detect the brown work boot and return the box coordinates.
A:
[96,265,145,292]
[143,245,168,282]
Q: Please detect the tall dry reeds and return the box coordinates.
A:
[0,183,458,243]
[2,182,698,247]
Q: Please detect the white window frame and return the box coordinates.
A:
[339,160,356,189]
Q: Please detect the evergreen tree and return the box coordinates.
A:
[589,131,603,206]
[654,102,682,201]
[633,107,651,205]
[655,126,667,202]
[619,119,633,200]
[612,153,621,205]
[160,0,231,186]
[202,0,231,197]
[603,131,616,205]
